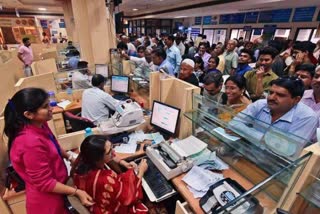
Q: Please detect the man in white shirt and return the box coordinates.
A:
[121,46,154,74]
[82,74,119,124]
[72,61,92,89]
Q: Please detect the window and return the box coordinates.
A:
[230,29,247,40]
[274,29,291,39]
[296,29,314,41]
[250,29,263,42]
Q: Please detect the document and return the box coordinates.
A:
[57,100,71,109]
[170,135,207,157]
[192,149,229,171]
[182,166,223,198]
[114,135,137,153]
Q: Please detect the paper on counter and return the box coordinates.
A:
[187,185,209,198]
[182,166,223,192]
[114,143,137,154]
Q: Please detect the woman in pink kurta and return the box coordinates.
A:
[4,88,94,214]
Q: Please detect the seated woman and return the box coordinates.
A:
[72,135,148,214]
[219,75,251,121]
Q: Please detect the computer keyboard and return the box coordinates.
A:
[112,94,130,101]
[143,159,174,199]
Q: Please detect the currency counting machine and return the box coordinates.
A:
[112,101,144,127]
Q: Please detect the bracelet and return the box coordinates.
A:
[70,187,78,196]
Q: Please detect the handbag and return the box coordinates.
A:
[5,164,25,192]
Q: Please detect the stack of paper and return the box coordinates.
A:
[192,149,229,171]
[57,100,71,109]
[182,166,224,198]
[170,135,207,157]
[114,133,137,154]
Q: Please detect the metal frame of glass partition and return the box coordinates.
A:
[185,93,312,213]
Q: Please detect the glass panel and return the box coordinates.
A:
[213,29,226,44]
[184,94,312,213]
[250,29,263,42]
[310,29,320,44]
[203,29,214,46]
[238,29,246,39]
[230,29,239,40]
[296,29,312,41]
[274,29,291,39]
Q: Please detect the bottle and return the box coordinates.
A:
[48,91,57,107]
[84,127,93,138]
[66,87,73,102]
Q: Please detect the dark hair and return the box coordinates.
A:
[258,46,278,59]
[117,41,128,50]
[295,64,316,77]
[225,75,247,90]
[198,42,208,49]
[240,49,254,61]
[91,74,106,87]
[68,41,73,45]
[137,45,146,52]
[166,35,175,42]
[65,49,80,57]
[208,56,220,67]
[4,88,49,155]
[151,48,166,59]
[269,77,305,97]
[194,56,204,70]
[203,72,223,86]
[77,61,88,69]
[202,35,207,39]
[22,37,29,43]
[293,41,316,53]
[73,135,109,175]
[268,40,285,54]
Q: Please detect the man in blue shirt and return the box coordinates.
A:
[229,77,318,148]
[151,48,174,76]
[235,49,253,77]
[164,35,182,76]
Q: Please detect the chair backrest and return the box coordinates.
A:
[63,112,95,132]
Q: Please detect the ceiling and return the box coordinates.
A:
[0,0,319,19]
[0,0,63,14]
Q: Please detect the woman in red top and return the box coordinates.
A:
[4,88,94,213]
[72,135,149,214]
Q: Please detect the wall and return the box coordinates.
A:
[181,6,320,42]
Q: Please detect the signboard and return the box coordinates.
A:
[253,29,262,35]
[59,22,65,28]
[191,28,200,36]
[293,7,316,22]
[220,13,245,24]
[194,17,202,25]
[259,9,292,23]
[203,16,212,25]
[245,12,259,23]
[40,19,48,28]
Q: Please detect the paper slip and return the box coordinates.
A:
[114,142,137,153]
[187,185,209,198]
[182,166,223,191]
[171,135,207,157]
[212,127,240,142]
[57,100,71,109]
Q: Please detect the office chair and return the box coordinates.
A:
[63,112,95,132]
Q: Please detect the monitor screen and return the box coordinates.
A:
[111,75,129,93]
[150,101,181,135]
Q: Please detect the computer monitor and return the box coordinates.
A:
[111,75,129,93]
[150,101,181,136]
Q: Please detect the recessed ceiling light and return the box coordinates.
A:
[38,8,47,11]
[132,8,138,11]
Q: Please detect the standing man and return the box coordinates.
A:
[223,39,238,75]
[17,37,33,77]
[164,35,182,76]
[195,43,211,70]
[151,48,174,76]
[235,49,254,77]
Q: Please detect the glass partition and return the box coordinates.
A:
[184,94,312,213]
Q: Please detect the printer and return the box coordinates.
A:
[146,141,194,180]
[112,101,144,127]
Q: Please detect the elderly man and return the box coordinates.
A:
[179,59,199,86]
[223,39,239,75]
[202,72,224,103]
